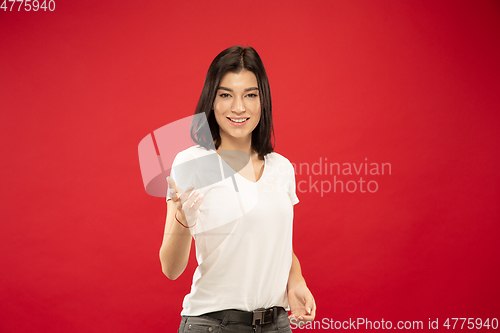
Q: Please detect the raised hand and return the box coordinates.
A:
[166,176,204,228]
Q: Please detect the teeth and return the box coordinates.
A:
[229,118,248,123]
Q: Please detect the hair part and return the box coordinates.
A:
[190,46,275,157]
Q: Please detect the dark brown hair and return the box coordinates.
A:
[190,46,274,157]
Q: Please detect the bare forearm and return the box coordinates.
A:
[159,201,192,280]
[288,251,307,291]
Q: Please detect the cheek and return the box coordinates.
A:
[213,99,229,113]
[213,104,229,127]
[252,111,262,128]
[212,103,223,117]
[213,110,225,126]
[252,100,261,115]
[254,104,262,118]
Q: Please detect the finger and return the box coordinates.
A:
[306,297,316,319]
[312,297,317,316]
[166,177,180,201]
[296,318,308,328]
[288,314,301,323]
[166,176,175,189]
[191,193,204,210]
[309,307,316,320]
[183,190,200,209]
[305,294,315,315]
[167,176,186,194]
[178,184,195,203]
[300,313,315,321]
[289,308,307,317]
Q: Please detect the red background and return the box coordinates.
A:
[1,0,499,332]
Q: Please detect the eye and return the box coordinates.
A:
[247,93,258,98]
[219,93,231,98]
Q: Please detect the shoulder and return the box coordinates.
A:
[266,151,292,165]
[265,151,295,172]
[173,145,215,163]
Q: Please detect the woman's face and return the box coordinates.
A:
[213,70,261,146]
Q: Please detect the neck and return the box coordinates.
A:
[217,133,255,157]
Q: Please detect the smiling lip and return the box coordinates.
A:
[226,117,250,126]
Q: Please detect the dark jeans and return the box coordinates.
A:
[178,308,292,332]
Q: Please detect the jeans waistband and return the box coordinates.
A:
[205,306,285,326]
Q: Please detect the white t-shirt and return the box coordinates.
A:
[166,145,299,316]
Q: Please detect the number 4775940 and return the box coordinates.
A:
[443,318,498,330]
[1,0,56,11]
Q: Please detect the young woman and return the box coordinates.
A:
[160,46,316,332]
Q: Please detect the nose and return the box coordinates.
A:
[231,96,245,112]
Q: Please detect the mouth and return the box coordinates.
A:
[226,117,250,126]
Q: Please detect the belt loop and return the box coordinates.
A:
[220,310,230,328]
[273,307,278,322]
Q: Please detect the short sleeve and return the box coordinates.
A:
[288,162,299,205]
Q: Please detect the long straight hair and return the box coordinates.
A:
[190,46,275,157]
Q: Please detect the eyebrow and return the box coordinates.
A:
[217,86,259,92]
